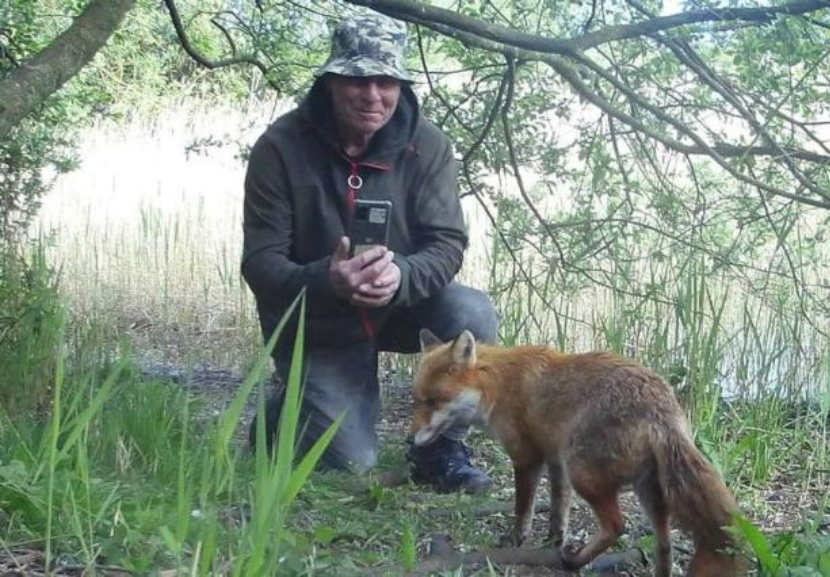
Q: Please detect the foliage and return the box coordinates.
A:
[7,0,828,328]
[0,2,77,244]
[737,515,830,576]
[0,242,64,412]
[364,0,830,343]
[0,118,79,245]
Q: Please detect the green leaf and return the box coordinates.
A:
[314,525,337,544]
[159,525,181,555]
[399,523,416,571]
[818,551,830,575]
[733,515,780,575]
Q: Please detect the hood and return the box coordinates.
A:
[297,77,420,164]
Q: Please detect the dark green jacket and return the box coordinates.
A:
[242,81,468,346]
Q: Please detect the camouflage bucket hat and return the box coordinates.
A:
[314,12,412,82]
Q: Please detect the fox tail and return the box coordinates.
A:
[656,423,749,576]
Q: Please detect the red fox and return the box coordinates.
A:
[411,329,747,577]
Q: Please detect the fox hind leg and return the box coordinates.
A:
[634,471,672,577]
[562,489,624,568]
[561,464,625,569]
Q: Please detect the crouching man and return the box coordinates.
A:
[242,11,498,493]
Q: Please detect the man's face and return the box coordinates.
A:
[328,75,402,139]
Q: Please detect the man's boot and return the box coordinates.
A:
[407,436,492,494]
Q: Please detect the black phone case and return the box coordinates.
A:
[349,200,392,257]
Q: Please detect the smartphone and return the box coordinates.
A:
[349,199,392,258]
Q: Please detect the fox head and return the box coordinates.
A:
[410,329,484,446]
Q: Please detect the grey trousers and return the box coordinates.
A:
[257,282,499,472]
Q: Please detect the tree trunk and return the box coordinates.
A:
[0,0,137,138]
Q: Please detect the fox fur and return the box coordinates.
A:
[411,329,747,577]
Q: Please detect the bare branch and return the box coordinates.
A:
[282,0,339,20]
[0,31,20,67]
[440,53,584,331]
[500,58,568,272]
[574,0,830,49]
[583,0,599,34]
[210,17,238,54]
[562,53,830,208]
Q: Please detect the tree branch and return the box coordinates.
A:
[0,0,137,138]
[352,1,830,209]
[500,58,569,274]
[161,0,280,93]
[0,31,21,67]
[624,0,830,202]
[346,0,830,54]
[573,0,830,50]
[560,52,830,209]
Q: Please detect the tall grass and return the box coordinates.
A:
[33,102,279,372]
[0,242,64,412]
[0,255,339,573]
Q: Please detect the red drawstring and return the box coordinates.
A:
[345,162,376,339]
[346,169,357,216]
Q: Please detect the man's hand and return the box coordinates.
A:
[329,237,400,308]
[354,253,401,307]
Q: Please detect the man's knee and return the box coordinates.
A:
[315,396,379,472]
[435,284,499,343]
[249,354,380,474]
[318,430,379,473]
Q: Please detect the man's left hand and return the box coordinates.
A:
[352,259,401,308]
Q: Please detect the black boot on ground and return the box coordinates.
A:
[407,436,492,494]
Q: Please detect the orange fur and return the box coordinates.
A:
[411,330,748,577]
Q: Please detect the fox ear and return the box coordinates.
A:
[419,328,443,352]
[451,330,476,368]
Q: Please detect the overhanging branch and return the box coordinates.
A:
[345,0,830,209]
[346,0,830,54]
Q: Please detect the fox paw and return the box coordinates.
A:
[559,543,586,570]
[498,530,527,547]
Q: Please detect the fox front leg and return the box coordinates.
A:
[546,460,572,547]
[500,461,544,546]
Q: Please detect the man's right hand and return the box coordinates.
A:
[329,237,394,306]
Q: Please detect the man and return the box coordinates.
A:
[241,11,498,493]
